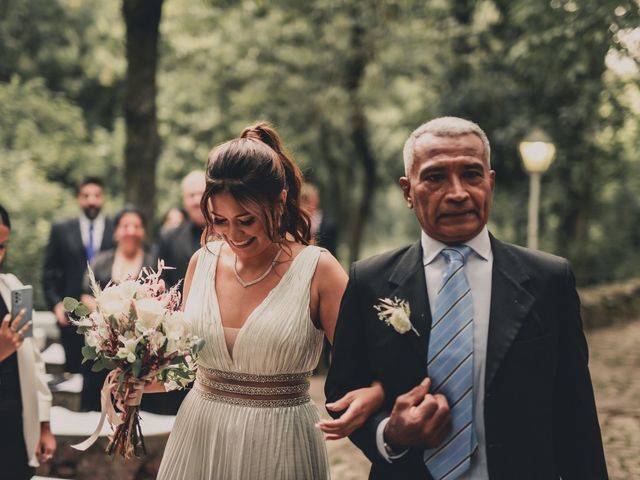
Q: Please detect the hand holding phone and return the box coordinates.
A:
[10,286,33,339]
[0,309,31,361]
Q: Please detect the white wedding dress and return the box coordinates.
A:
[157,242,330,480]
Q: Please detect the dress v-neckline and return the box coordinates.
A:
[210,244,308,363]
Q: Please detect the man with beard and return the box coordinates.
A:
[43,177,115,373]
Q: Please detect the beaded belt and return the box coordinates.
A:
[194,367,312,408]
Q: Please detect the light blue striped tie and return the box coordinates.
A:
[424,245,477,480]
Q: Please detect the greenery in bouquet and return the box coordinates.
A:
[64,262,204,458]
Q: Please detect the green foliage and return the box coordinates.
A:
[0,0,639,288]
[0,77,122,307]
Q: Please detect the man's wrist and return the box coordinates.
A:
[376,417,409,463]
[383,423,406,455]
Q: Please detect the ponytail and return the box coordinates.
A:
[203,122,311,246]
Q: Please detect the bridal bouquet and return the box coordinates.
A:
[64,262,204,458]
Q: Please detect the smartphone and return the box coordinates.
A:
[10,285,33,338]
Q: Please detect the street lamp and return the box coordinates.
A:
[518,129,556,250]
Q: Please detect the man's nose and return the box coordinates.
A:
[446,176,470,201]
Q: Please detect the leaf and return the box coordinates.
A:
[63,297,79,312]
[91,358,107,372]
[75,304,91,317]
[192,338,205,355]
[82,345,98,360]
[132,359,142,378]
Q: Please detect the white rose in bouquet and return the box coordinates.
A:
[135,297,166,333]
[118,279,144,300]
[164,311,191,353]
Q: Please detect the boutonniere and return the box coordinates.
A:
[374,297,419,336]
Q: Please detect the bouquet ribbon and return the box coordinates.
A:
[72,370,125,451]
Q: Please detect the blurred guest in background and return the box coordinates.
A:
[42,177,115,373]
[160,206,187,236]
[301,183,338,258]
[301,183,338,371]
[79,206,180,414]
[157,171,206,290]
[0,204,56,479]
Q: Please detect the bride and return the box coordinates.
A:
[150,122,383,479]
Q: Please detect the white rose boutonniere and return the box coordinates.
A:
[374,297,419,336]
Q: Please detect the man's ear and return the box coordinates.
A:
[399,177,413,209]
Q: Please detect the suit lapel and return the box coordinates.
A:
[100,218,115,251]
[485,236,535,389]
[388,241,431,361]
[69,218,86,260]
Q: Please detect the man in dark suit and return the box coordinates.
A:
[301,183,338,257]
[43,177,115,373]
[152,171,205,414]
[157,171,206,290]
[325,117,607,479]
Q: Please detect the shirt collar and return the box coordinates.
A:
[421,225,491,266]
[79,212,105,227]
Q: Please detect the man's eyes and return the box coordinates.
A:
[464,170,483,179]
[423,173,446,182]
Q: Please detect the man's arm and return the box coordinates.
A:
[553,262,608,479]
[325,264,388,462]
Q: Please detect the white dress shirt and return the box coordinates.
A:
[376,227,492,480]
[78,213,106,253]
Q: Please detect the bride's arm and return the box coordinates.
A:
[313,251,347,344]
[143,251,200,394]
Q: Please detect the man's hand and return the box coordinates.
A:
[53,302,69,326]
[384,378,452,450]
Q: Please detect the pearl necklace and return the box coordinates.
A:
[233,248,282,288]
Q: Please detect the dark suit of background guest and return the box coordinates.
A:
[157,219,202,291]
[315,213,338,258]
[153,171,206,413]
[43,216,114,372]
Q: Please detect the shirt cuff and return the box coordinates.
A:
[376,417,409,463]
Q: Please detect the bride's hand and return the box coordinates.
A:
[317,381,385,440]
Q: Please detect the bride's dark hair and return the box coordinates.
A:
[200,121,311,245]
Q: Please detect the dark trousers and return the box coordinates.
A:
[60,323,84,373]
[0,371,35,480]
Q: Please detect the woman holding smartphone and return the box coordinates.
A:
[0,204,56,479]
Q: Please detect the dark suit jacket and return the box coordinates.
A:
[316,214,338,258]
[325,235,607,480]
[156,220,203,290]
[43,217,115,309]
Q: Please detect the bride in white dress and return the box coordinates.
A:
[151,122,384,479]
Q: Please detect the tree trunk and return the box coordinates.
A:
[345,6,376,264]
[122,0,163,224]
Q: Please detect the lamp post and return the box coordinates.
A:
[518,129,556,250]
